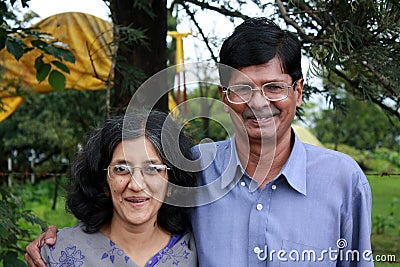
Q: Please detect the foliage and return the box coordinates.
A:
[0,89,107,174]
[0,186,46,267]
[185,86,232,143]
[0,0,75,91]
[312,95,400,153]
[324,143,400,173]
[373,197,397,235]
[276,0,400,119]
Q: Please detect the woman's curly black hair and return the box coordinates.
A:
[66,110,197,234]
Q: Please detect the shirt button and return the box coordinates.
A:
[256,203,263,211]
[240,181,246,187]
[271,184,277,190]
[254,246,261,253]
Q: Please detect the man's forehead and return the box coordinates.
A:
[228,68,290,85]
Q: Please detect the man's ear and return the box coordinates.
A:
[218,85,225,99]
[218,86,230,113]
[295,78,304,108]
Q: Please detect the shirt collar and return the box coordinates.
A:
[280,130,307,195]
[220,130,307,195]
[220,135,243,189]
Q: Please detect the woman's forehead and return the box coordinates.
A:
[113,137,162,163]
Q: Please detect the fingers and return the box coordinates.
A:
[24,233,47,267]
[44,225,58,245]
[24,226,58,267]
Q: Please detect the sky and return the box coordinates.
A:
[28,0,110,21]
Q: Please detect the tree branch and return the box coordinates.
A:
[361,60,398,99]
[178,2,219,63]
[275,0,314,42]
[333,68,399,119]
[174,0,249,20]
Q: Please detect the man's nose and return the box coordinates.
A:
[249,88,270,108]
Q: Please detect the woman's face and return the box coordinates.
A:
[106,136,169,228]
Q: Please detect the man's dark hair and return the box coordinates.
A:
[66,110,197,234]
[219,17,303,86]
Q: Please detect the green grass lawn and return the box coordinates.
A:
[368,174,400,266]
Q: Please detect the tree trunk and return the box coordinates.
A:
[110,0,168,113]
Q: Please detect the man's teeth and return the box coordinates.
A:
[127,198,147,203]
[250,116,271,121]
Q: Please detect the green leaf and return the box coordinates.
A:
[35,63,51,82]
[0,223,9,239]
[48,70,66,91]
[21,0,30,8]
[59,48,75,63]
[43,45,60,59]
[5,39,25,61]
[0,28,6,50]
[46,46,75,63]
[4,251,27,267]
[51,60,70,73]
[34,55,44,69]
[31,39,47,49]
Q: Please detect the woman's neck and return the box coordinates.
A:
[100,219,171,267]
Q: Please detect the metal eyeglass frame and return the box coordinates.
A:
[222,81,297,104]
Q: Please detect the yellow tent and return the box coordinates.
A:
[292,124,324,147]
[0,12,113,122]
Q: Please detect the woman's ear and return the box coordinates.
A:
[104,185,110,197]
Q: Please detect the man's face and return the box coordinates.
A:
[219,57,303,143]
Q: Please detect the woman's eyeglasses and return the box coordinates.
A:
[105,164,170,181]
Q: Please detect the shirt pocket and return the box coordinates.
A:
[279,239,336,267]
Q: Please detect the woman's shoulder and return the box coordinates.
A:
[178,231,196,251]
[55,222,91,240]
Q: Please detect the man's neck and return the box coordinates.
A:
[235,129,293,189]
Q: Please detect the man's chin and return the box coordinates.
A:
[244,119,278,139]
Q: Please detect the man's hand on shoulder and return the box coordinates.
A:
[24,225,58,267]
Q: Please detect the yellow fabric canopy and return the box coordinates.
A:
[292,124,324,147]
[0,12,113,122]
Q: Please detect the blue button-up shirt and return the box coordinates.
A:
[189,131,372,266]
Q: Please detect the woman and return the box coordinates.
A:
[39,110,197,266]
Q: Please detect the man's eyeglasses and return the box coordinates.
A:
[222,81,297,104]
[105,164,170,182]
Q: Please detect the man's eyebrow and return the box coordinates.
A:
[229,81,254,86]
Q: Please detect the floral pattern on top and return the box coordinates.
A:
[100,240,130,264]
[40,223,197,267]
[45,245,85,267]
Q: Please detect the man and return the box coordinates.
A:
[25,18,373,266]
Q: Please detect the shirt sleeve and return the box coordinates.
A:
[340,170,373,266]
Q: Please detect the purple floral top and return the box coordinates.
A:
[40,223,197,266]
